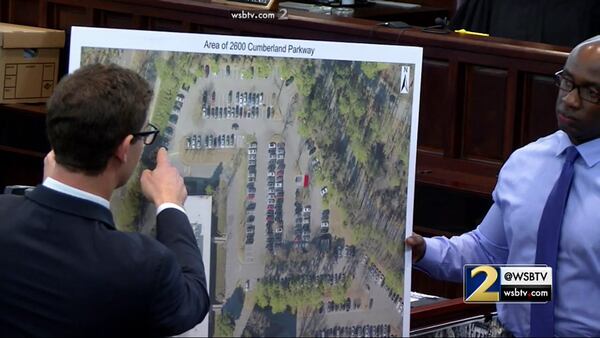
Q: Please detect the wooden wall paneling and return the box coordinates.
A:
[0,107,49,156]
[131,14,144,30]
[416,151,499,195]
[501,68,518,159]
[139,1,380,43]
[191,15,374,42]
[236,20,365,42]
[38,0,572,67]
[44,0,143,30]
[421,45,467,159]
[89,0,215,33]
[414,184,492,233]
[6,0,41,26]
[86,6,95,27]
[136,16,149,30]
[222,11,384,43]
[194,14,239,34]
[150,9,225,33]
[411,269,462,299]
[0,0,7,22]
[443,46,560,73]
[190,22,236,35]
[0,152,44,190]
[188,22,204,33]
[238,30,277,38]
[182,20,191,32]
[462,65,507,162]
[0,104,48,191]
[520,73,559,146]
[46,2,90,30]
[147,16,185,32]
[95,9,137,29]
[446,59,462,158]
[34,0,48,26]
[37,0,47,27]
[418,0,458,16]
[510,70,525,153]
[46,2,92,75]
[418,58,451,154]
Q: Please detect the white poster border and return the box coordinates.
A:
[69,26,422,337]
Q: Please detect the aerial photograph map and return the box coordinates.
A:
[71,27,422,337]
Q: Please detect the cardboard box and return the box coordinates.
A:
[0,23,65,104]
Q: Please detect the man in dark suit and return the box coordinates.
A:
[0,64,210,336]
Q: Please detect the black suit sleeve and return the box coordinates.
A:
[149,208,210,335]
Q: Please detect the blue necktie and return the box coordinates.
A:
[530,146,579,337]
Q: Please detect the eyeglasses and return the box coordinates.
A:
[132,123,159,145]
[554,70,600,104]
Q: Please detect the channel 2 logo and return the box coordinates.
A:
[464,265,552,303]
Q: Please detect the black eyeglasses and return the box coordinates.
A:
[554,70,600,104]
[132,123,159,145]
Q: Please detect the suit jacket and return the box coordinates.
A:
[0,185,209,336]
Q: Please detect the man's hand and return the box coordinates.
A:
[43,150,56,180]
[140,148,187,207]
[405,233,426,263]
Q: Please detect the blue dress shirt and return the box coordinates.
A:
[417,131,600,337]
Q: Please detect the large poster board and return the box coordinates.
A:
[70,27,421,337]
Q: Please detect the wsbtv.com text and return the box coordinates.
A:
[464,265,552,303]
[230,9,289,21]
[502,287,550,301]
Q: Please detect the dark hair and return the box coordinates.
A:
[47,64,153,175]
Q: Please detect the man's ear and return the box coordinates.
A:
[115,135,135,163]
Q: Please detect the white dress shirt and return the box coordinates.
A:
[43,177,186,215]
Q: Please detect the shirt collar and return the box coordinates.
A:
[555,130,600,168]
[43,177,111,210]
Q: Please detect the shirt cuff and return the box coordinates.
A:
[156,202,186,216]
[415,237,443,273]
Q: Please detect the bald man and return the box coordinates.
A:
[407,36,600,337]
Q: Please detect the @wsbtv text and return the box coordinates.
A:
[463,265,552,303]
